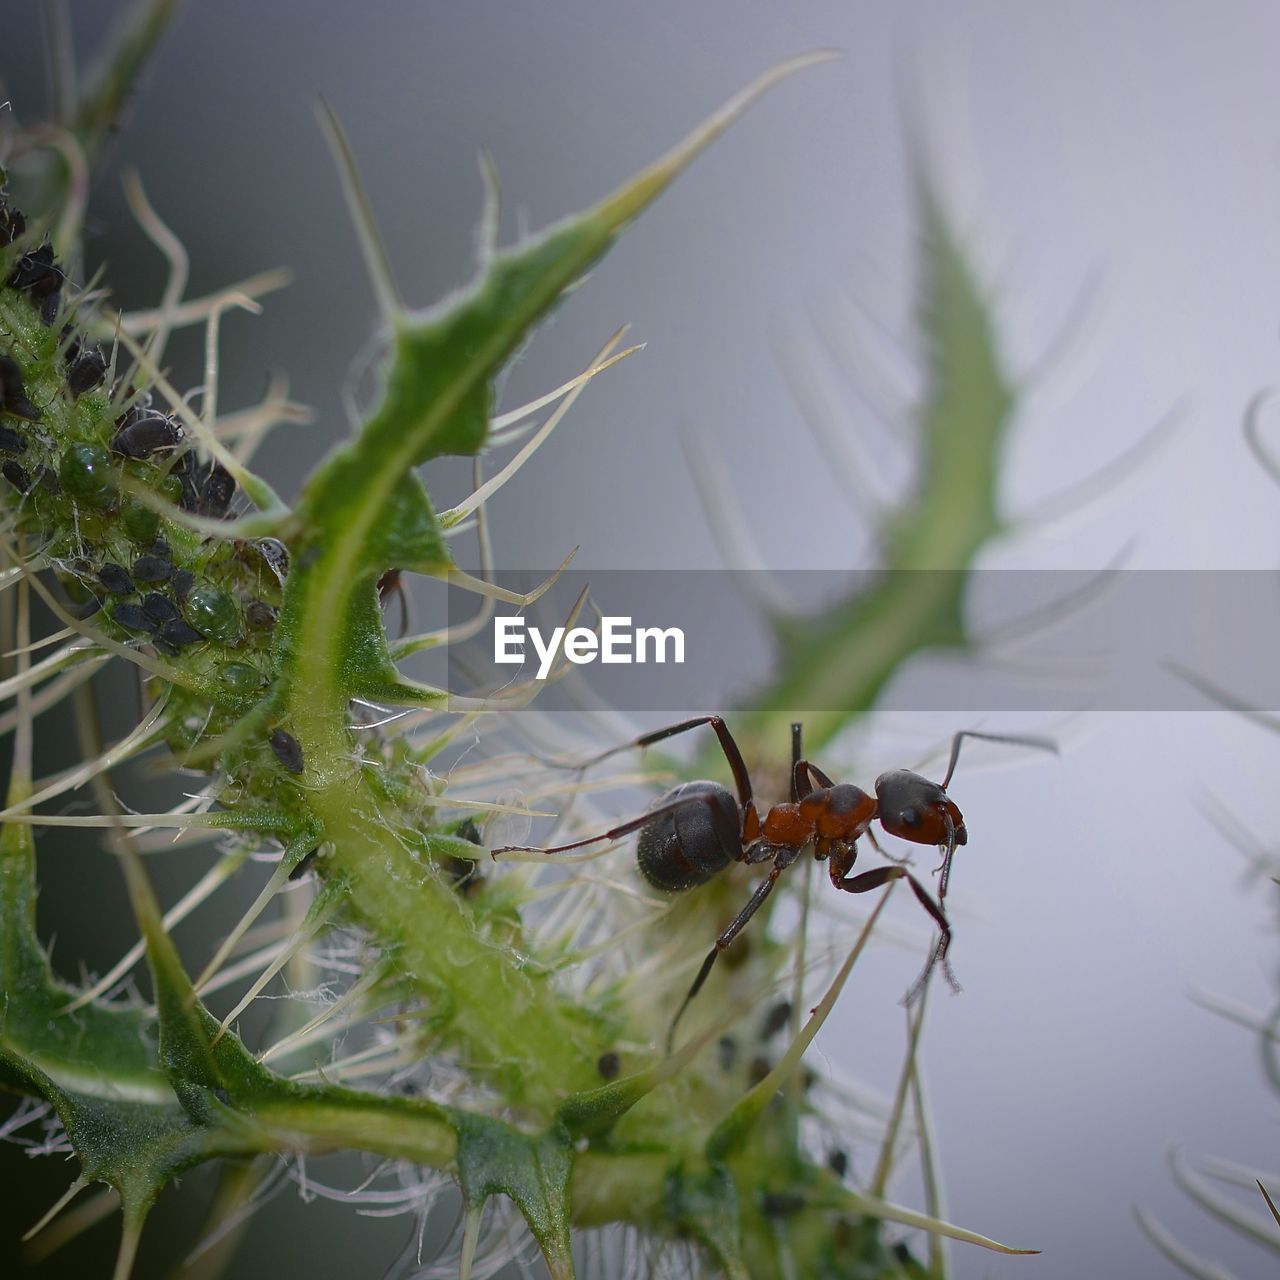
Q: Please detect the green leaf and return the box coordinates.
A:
[277,55,837,727]
[455,1114,576,1278]
[737,177,1016,756]
[665,1163,750,1280]
[75,0,185,164]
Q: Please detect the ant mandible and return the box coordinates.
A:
[494,717,1055,1052]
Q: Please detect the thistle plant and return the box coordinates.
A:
[1133,416,1280,1277]
[0,10,1045,1278]
[1131,768,1280,1275]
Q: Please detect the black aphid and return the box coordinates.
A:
[269,729,304,775]
[0,424,28,455]
[132,553,172,583]
[244,600,277,631]
[0,203,26,245]
[0,355,40,423]
[110,407,182,459]
[202,464,236,517]
[9,244,61,298]
[2,461,30,492]
[112,601,155,633]
[170,568,194,602]
[141,593,180,627]
[178,454,236,518]
[66,348,107,398]
[97,563,135,595]
[158,617,203,648]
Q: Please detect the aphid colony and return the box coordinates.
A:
[0,184,304,776]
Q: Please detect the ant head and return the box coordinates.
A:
[873,769,968,849]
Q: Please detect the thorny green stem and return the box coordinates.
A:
[0,25,1047,1277]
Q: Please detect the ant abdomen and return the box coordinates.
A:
[636,780,739,892]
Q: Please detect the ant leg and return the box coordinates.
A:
[790,723,802,802]
[794,759,836,800]
[666,849,798,1054]
[903,934,953,1008]
[492,788,737,857]
[573,716,755,809]
[793,759,813,801]
[832,864,959,1001]
[866,826,909,865]
[937,810,958,900]
[940,730,1058,789]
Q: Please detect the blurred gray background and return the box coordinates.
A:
[4,2,1280,1277]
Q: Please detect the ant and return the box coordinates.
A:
[494,716,1055,1052]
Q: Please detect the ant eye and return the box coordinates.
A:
[900,806,921,828]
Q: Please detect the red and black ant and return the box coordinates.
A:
[494,717,1055,1051]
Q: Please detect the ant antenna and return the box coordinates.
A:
[790,721,808,805]
[940,730,1058,790]
[936,731,1057,900]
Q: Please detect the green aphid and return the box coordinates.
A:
[218,661,265,695]
[59,442,116,509]
[184,582,243,646]
[122,500,161,544]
